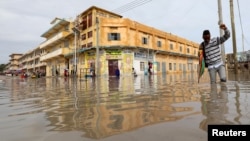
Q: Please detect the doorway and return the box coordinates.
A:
[108,60,118,76]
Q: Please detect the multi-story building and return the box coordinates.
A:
[39,17,74,76]
[18,46,46,76]
[8,53,23,75]
[226,50,250,70]
[73,6,199,77]
[7,6,199,77]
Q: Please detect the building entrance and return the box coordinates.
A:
[108,60,118,76]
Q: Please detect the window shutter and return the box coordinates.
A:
[117,33,120,40]
[108,33,111,41]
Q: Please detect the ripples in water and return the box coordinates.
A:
[0,72,249,141]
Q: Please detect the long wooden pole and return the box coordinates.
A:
[230,0,238,74]
[95,17,100,76]
[218,0,226,65]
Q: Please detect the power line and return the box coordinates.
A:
[112,0,152,14]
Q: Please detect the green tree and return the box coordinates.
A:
[0,64,7,72]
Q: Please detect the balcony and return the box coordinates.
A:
[40,48,70,61]
[35,62,46,67]
[39,31,71,49]
[22,65,28,69]
[27,64,35,69]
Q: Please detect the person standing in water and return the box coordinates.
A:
[199,24,230,84]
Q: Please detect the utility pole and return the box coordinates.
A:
[74,29,77,76]
[147,35,150,75]
[148,35,150,62]
[95,17,100,76]
[72,17,80,77]
[218,0,226,65]
[230,0,238,74]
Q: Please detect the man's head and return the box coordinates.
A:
[202,30,210,43]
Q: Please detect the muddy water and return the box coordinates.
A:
[0,72,249,141]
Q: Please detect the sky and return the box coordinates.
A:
[0,0,249,64]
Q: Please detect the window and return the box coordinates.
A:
[81,44,86,48]
[108,33,121,41]
[157,41,162,47]
[87,42,92,47]
[88,13,92,27]
[64,40,69,47]
[179,63,182,70]
[180,46,182,52]
[142,37,148,44]
[88,31,92,38]
[81,16,87,30]
[187,48,190,53]
[140,62,145,71]
[174,63,176,71]
[170,43,173,50]
[81,56,85,65]
[156,62,160,71]
[65,25,69,31]
[183,64,186,71]
[169,63,172,70]
[81,34,86,40]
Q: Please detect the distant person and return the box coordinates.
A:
[56,69,59,76]
[148,62,152,75]
[20,72,25,79]
[36,70,41,78]
[132,67,137,77]
[64,69,68,77]
[90,67,95,77]
[24,72,28,78]
[199,24,230,84]
[115,68,120,78]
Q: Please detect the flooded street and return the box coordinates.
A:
[0,71,250,141]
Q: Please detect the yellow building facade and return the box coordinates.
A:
[74,6,199,77]
[17,6,199,77]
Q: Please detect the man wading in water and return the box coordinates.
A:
[199,24,230,84]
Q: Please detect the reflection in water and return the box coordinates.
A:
[199,70,250,132]
[0,72,250,140]
[227,70,250,81]
[54,74,201,139]
[199,83,233,131]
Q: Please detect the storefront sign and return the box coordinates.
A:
[106,50,121,55]
[134,52,153,59]
[106,54,122,60]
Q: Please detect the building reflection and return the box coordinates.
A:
[5,71,250,139]
[41,73,201,139]
[227,70,250,81]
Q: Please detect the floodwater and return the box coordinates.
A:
[0,71,250,141]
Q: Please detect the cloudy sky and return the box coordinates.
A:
[0,0,249,64]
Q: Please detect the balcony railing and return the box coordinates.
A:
[40,31,71,49]
[35,62,46,67]
[40,48,70,61]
